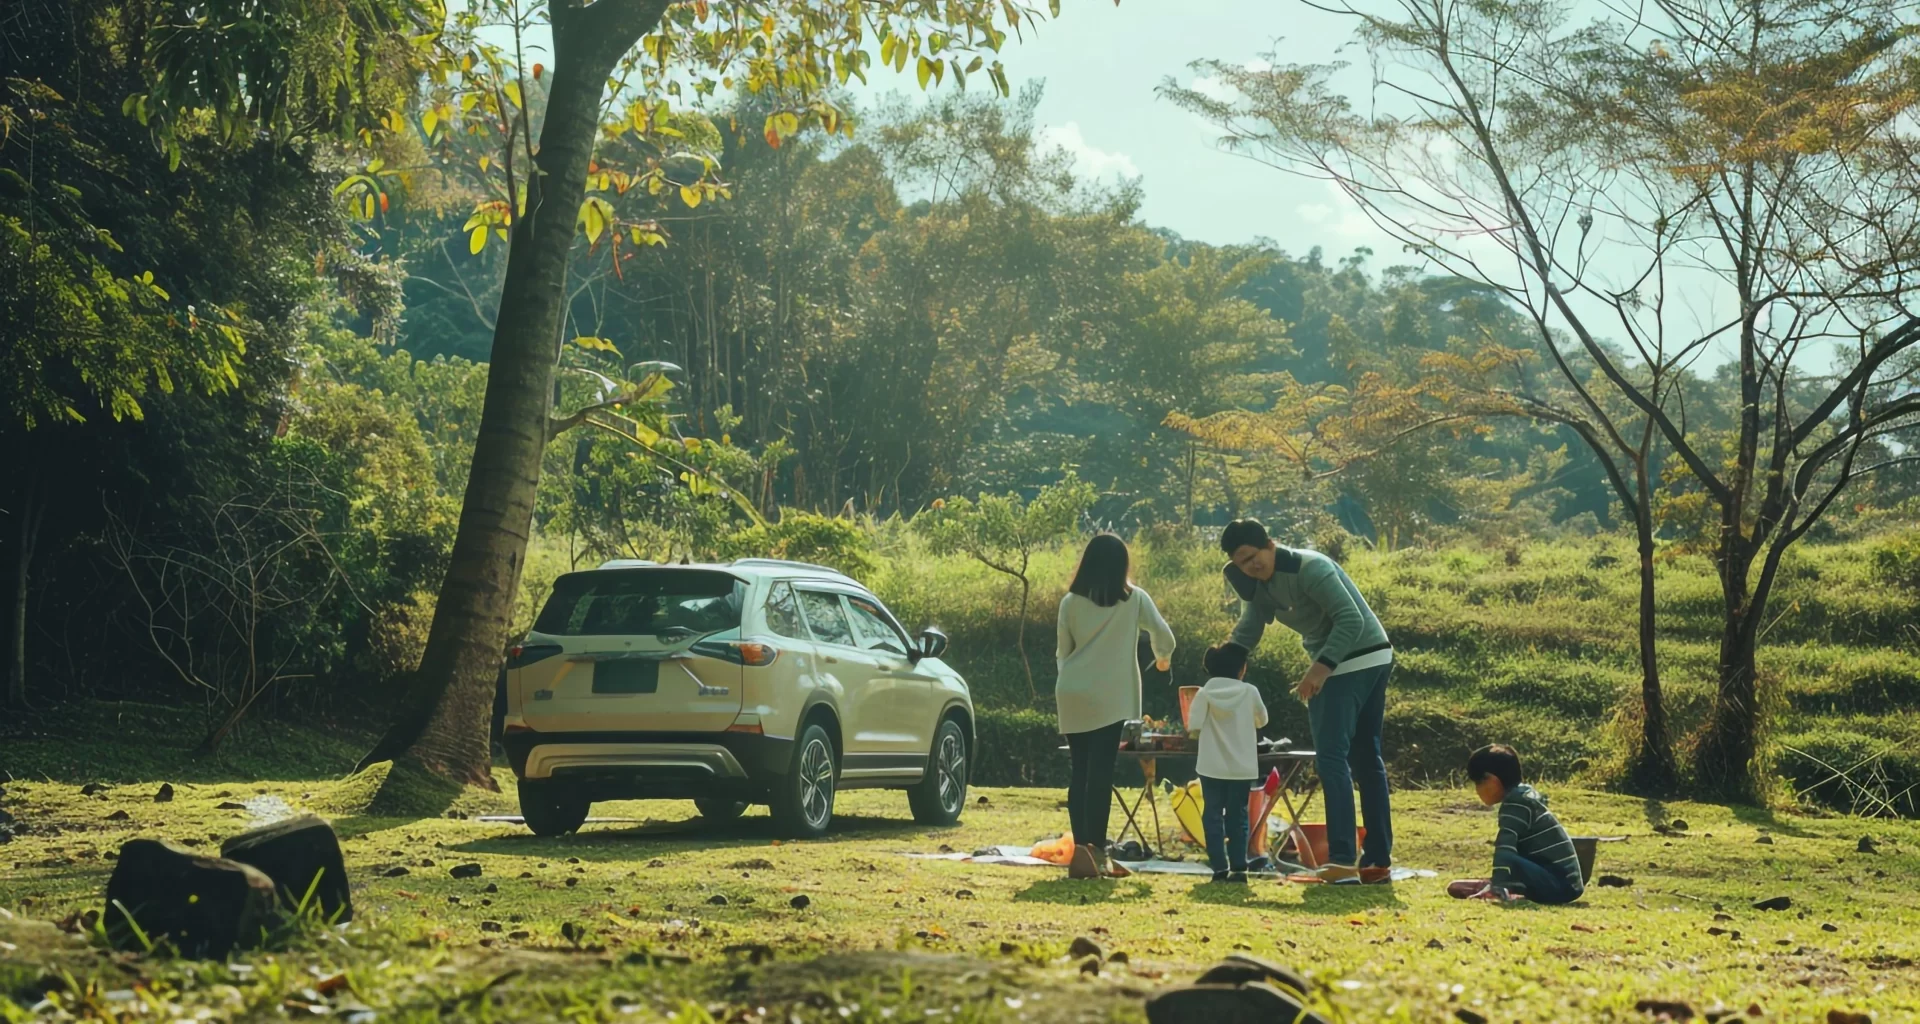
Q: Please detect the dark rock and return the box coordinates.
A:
[1753,896,1792,911]
[481,920,503,932]
[1108,951,1130,965]
[153,784,174,803]
[483,883,499,894]
[789,895,811,910]
[1669,819,1688,832]
[106,810,131,822]
[1856,836,1878,854]
[81,783,108,796]
[1069,936,1104,960]
[1455,1011,1490,1024]
[564,877,578,888]
[1596,874,1633,888]
[1426,938,1446,950]
[215,801,246,811]
[104,839,277,958]
[724,942,776,964]
[419,858,435,867]
[450,863,484,879]
[1146,983,1327,1024]
[954,889,974,900]
[707,894,729,906]
[1822,922,1839,933]
[384,866,411,878]
[1825,1012,1871,1024]
[647,860,665,869]
[1634,998,1696,1019]
[1755,836,1774,845]
[1194,954,1309,995]
[220,815,352,923]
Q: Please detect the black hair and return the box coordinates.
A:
[1219,519,1272,556]
[1203,642,1249,679]
[1068,533,1133,608]
[1466,744,1523,790]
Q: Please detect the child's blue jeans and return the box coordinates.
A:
[1494,849,1582,905]
[1200,776,1253,873]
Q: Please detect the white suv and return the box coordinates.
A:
[499,558,972,838]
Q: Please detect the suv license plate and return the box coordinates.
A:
[592,659,659,694]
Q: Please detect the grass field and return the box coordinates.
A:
[4,761,1917,1022]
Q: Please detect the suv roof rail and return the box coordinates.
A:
[597,558,660,569]
[729,557,858,580]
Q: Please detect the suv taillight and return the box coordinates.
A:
[506,643,563,669]
[691,639,779,666]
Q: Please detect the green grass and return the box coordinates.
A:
[4,767,1918,1021]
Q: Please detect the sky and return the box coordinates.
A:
[894,0,1390,257]
[501,0,1400,257]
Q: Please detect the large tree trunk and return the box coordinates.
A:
[7,471,42,710]
[1625,511,1677,793]
[359,2,666,789]
[1692,536,1763,800]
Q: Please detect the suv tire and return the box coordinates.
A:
[520,781,590,837]
[770,723,837,838]
[907,718,968,825]
[694,798,748,824]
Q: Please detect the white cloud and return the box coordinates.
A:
[1036,122,1140,181]
[1186,75,1236,103]
[1243,58,1272,74]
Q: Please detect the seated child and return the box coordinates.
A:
[1459,744,1585,905]
[1189,642,1269,883]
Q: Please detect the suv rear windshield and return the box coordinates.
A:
[534,569,743,636]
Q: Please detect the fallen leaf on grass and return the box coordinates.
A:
[1571,923,1600,933]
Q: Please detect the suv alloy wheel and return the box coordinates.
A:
[907,718,968,825]
[770,722,837,838]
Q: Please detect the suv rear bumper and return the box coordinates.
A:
[505,729,793,801]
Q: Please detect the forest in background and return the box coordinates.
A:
[6,0,1919,809]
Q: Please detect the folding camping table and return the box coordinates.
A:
[1065,747,1321,860]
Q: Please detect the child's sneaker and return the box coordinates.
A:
[1359,866,1393,885]
[1210,870,1230,883]
[1226,870,1249,885]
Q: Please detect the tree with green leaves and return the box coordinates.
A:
[138,0,1076,792]
[919,473,1095,701]
[1164,0,1920,797]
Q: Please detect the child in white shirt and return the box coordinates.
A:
[1188,642,1270,882]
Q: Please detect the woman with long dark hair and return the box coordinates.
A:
[1055,532,1175,878]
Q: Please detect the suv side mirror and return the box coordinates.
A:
[912,627,949,662]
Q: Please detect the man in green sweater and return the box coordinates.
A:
[1220,519,1393,883]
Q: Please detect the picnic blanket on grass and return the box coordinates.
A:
[904,847,1436,880]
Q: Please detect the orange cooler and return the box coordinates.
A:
[1178,686,1201,728]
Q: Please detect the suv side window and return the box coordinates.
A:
[763,582,808,640]
[795,588,856,647]
[846,595,908,656]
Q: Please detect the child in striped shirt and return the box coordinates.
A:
[1464,744,1585,905]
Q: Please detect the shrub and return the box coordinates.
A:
[716,512,876,579]
[973,707,1070,787]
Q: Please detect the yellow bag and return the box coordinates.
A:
[1170,779,1206,845]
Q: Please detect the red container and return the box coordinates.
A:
[1178,686,1201,729]
[1284,823,1367,868]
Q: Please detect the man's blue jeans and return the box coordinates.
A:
[1306,662,1394,867]
[1495,849,1581,904]
[1199,776,1253,873]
